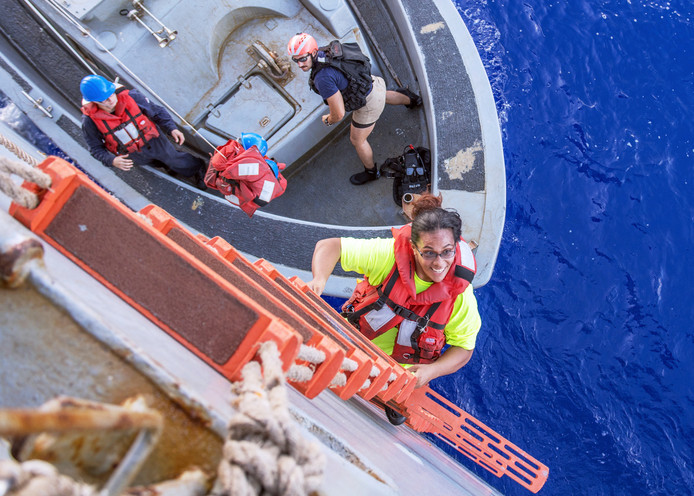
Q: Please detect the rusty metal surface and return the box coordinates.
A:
[2,396,163,495]
[0,235,43,289]
[0,397,162,435]
[0,281,223,487]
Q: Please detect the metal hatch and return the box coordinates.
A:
[204,74,294,140]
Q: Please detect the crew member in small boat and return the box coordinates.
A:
[79,75,206,188]
[307,193,480,401]
[287,33,421,185]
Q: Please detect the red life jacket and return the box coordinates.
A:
[82,87,159,154]
[342,224,476,364]
[204,139,288,217]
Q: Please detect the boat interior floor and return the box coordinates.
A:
[260,0,428,227]
[262,101,427,227]
[135,87,426,229]
[252,0,428,227]
[125,11,427,228]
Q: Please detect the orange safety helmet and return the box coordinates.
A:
[287,33,317,58]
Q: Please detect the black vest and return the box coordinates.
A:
[309,41,373,112]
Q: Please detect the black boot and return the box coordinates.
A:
[385,406,407,426]
[190,164,208,191]
[395,87,422,109]
[350,165,380,185]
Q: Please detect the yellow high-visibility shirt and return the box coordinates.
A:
[340,237,481,355]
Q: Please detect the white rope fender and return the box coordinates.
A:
[0,157,51,209]
[329,357,359,388]
[0,458,96,496]
[286,344,325,384]
[382,373,398,392]
[359,365,383,391]
[217,341,325,496]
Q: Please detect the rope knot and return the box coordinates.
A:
[217,341,325,496]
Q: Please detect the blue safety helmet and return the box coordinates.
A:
[240,132,268,156]
[265,159,279,178]
[80,75,116,102]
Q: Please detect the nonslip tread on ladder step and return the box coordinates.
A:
[201,234,378,401]
[140,204,349,399]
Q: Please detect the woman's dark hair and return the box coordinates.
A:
[410,193,462,245]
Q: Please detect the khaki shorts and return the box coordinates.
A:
[351,76,386,128]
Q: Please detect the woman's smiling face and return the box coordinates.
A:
[411,228,456,283]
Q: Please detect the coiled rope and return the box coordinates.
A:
[217,341,325,496]
[0,459,96,496]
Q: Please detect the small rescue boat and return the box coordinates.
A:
[0,0,505,296]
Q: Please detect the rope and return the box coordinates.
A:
[296,345,325,365]
[286,364,314,383]
[340,358,358,372]
[285,344,327,384]
[0,459,96,496]
[217,341,325,496]
[328,357,360,389]
[329,373,347,388]
[357,366,381,391]
[382,373,397,392]
[0,157,51,209]
[0,133,41,167]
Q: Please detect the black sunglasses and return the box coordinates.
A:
[292,54,311,64]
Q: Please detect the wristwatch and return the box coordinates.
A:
[324,116,332,127]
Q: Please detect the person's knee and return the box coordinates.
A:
[350,128,372,148]
[350,133,366,147]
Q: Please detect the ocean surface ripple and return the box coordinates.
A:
[441,1,694,494]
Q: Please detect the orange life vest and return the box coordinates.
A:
[342,224,476,364]
[204,139,287,217]
[82,87,159,155]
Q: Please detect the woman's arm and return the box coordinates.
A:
[306,237,342,295]
[408,346,473,388]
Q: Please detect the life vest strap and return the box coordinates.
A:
[409,301,442,363]
[99,105,152,155]
[344,268,447,331]
[454,264,475,284]
[124,107,148,144]
[379,270,446,330]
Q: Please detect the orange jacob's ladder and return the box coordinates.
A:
[9,156,548,493]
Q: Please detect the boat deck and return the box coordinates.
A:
[262,103,427,227]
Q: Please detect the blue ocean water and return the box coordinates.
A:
[2,1,692,494]
[438,1,694,494]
